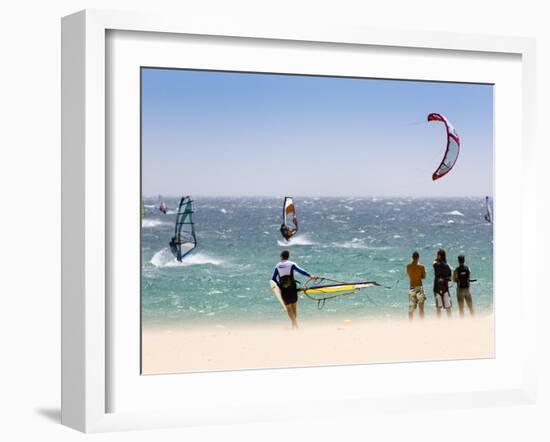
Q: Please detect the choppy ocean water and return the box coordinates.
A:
[141,197,493,327]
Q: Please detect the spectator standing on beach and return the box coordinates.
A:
[406,251,426,320]
[433,248,452,319]
[452,254,475,317]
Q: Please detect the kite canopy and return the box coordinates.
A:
[428,113,460,181]
[169,196,197,261]
[280,197,298,240]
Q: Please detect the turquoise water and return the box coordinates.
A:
[141,197,493,327]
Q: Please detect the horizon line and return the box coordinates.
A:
[142,194,493,199]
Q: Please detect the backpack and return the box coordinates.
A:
[279,275,295,289]
[456,265,470,289]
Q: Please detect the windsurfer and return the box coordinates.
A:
[169,235,178,258]
[280,224,296,240]
[271,250,317,328]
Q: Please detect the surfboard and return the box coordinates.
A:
[269,280,287,311]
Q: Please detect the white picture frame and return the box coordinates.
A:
[61,9,537,433]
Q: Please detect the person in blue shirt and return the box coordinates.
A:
[272,250,317,328]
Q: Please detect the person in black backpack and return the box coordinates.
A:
[452,254,475,317]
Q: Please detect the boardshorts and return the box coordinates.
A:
[408,287,426,313]
[280,283,298,305]
[434,291,452,309]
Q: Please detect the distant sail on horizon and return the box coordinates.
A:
[484,196,493,223]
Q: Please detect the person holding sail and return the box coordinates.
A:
[280,216,298,240]
[280,197,298,240]
[271,250,317,328]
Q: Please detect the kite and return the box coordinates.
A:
[428,113,461,181]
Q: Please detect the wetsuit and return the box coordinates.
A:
[280,224,294,240]
[433,260,452,309]
[271,260,311,305]
[169,236,180,261]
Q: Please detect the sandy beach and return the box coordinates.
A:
[142,314,494,374]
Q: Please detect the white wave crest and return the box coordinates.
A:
[277,235,315,246]
[332,240,392,250]
[150,248,225,267]
[444,210,464,216]
[142,219,170,228]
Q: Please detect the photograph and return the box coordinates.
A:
[140,68,494,374]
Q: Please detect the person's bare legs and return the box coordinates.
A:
[285,304,295,327]
[286,303,298,329]
[457,290,465,318]
[446,308,452,318]
[465,292,475,317]
[419,301,425,319]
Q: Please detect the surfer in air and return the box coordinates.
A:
[280,219,297,240]
[271,250,317,329]
[280,197,299,241]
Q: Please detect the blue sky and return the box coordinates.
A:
[141,68,493,197]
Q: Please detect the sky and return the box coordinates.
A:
[141,68,493,197]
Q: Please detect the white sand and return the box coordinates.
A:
[142,314,494,374]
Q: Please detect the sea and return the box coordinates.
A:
[141,197,493,328]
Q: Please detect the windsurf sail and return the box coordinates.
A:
[428,113,460,181]
[158,195,167,214]
[280,196,298,240]
[299,277,391,309]
[169,196,197,262]
[484,196,493,223]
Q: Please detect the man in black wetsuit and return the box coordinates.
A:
[433,248,452,318]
